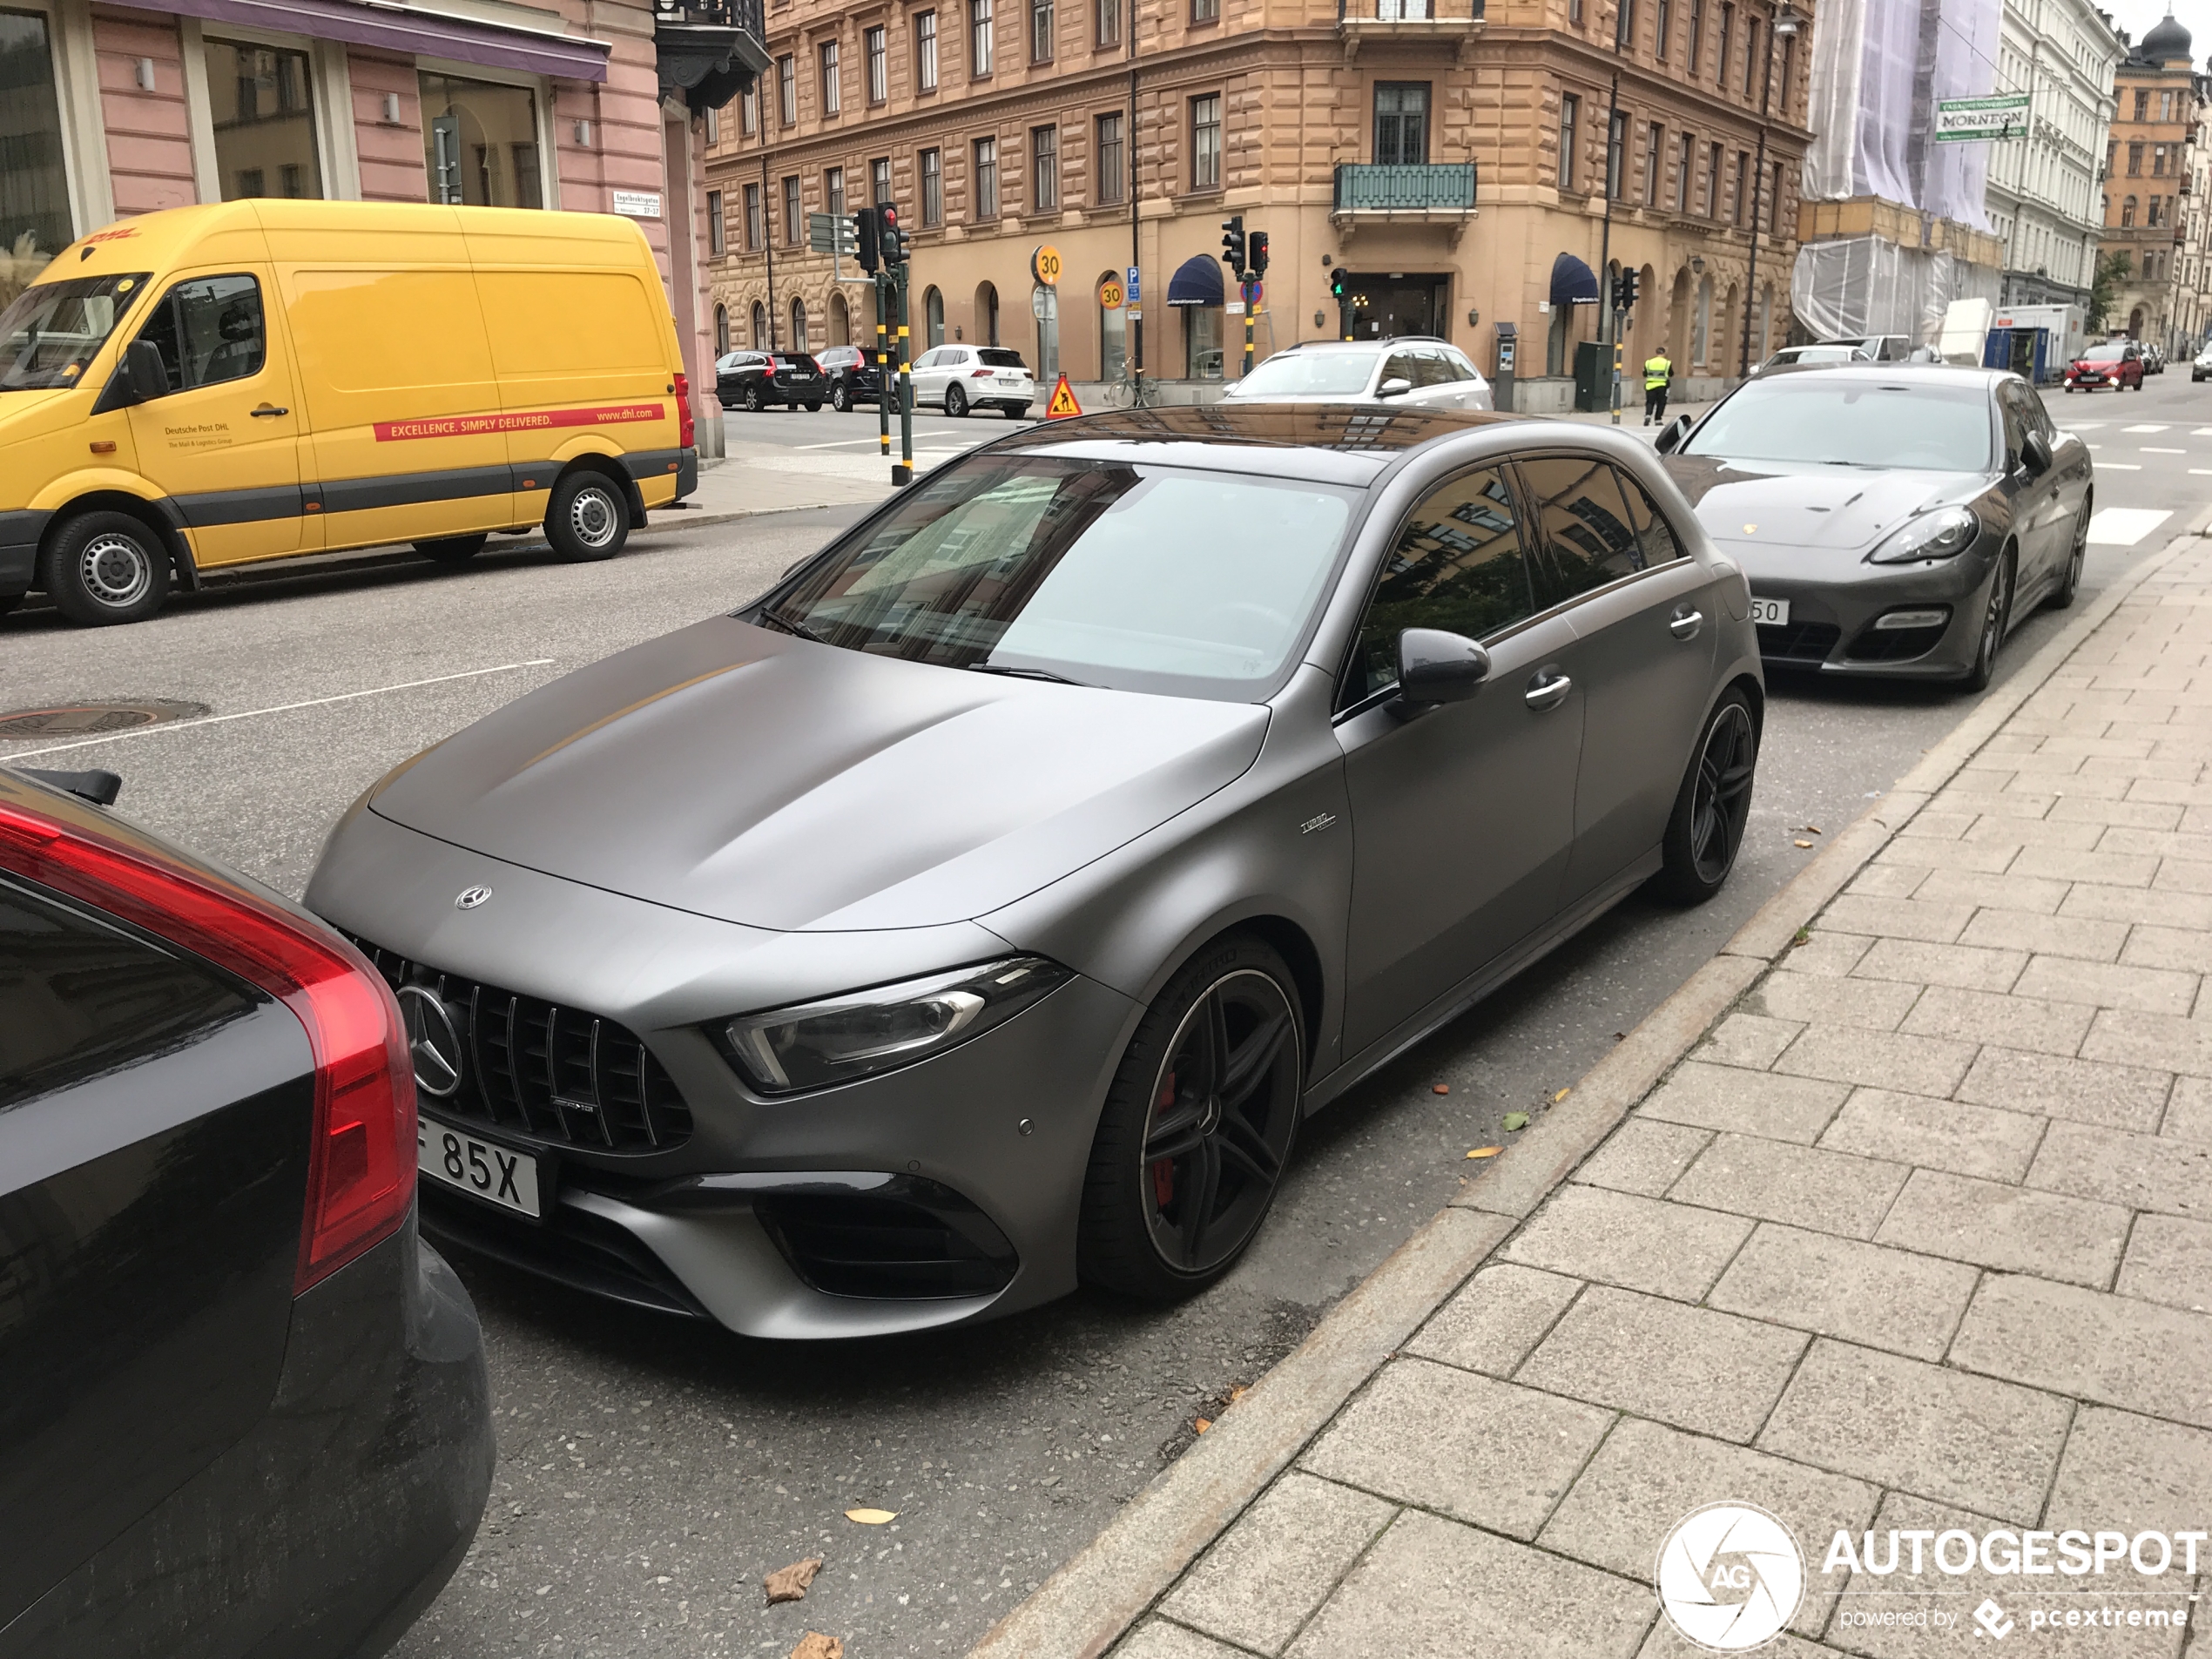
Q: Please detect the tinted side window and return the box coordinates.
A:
[0,878,253,1109]
[1380,350,1420,389]
[1614,468,1687,565]
[1345,466,1534,706]
[132,273,265,395]
[978,347,1026,368]
[1521,454,1650,606]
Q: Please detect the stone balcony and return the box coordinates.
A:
[1337,0,1486,63]
[656,0,771,112]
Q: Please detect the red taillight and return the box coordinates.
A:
[0,802,415,1293]
[673,372,697,449]
[972,368,996,378]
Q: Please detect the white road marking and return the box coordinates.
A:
[0,661,559,760]
[2193,469,2212,476]
[2122,423,2173,433]
[2094,462,2142,470]
[2087,507,2172,544]
[2141,446,2188,453]
[2195,428,2212,436]
[2060,422,2105,431]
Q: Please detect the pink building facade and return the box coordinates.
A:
[0,0,763,448]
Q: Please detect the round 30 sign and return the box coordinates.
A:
[1097,277,1125,309]
[1031,244,1063,287]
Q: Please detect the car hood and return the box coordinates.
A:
[366,617,1270,934]
[1661,457,1986,556]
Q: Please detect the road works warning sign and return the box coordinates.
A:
[1045,374,1082,419]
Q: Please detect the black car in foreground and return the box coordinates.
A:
[1656,364,2094,689]
[0,765,491,1658]
[715,349,826,411]
[817,345,887,411]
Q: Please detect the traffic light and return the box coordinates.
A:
[854,208,880,273]
[1248,230,1270,278]
[1220,215,1245,278]
[878,204,907,266]
[1329,267,1346,300]
[1614,268,1640,312]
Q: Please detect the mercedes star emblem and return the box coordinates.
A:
[454,884,493,911]
[395,984,465,1099]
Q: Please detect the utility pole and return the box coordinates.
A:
[1739,2,1803,376]
[1598,70,1622,423]
[762,152,779,351]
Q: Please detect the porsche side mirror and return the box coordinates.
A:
[1377,377,1413,399]
[1397,628,1490,705]
[2020,429,2053,476]
[1654,414,1691,455]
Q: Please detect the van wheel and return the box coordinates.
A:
[414,534,488,564]
[544,471,630,563]
[44,511,172,626]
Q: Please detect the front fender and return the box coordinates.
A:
[29,469,165,515]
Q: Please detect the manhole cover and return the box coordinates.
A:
[0,699,210,738]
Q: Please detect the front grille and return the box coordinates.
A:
[1757,621,1841,666]
[1848,623,1949,663]
[348,935,692,1154]
[753,1177,1019,1300]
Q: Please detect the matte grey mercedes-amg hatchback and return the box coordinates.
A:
[307,405,1763,1339]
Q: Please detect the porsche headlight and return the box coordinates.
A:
[718,957,1071,1094]
[1867,506,1980,564]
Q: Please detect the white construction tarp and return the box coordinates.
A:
[1791,235,2003,344]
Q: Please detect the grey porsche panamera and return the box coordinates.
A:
[306,406,1763,1339]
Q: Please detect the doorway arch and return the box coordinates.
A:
[925,286,946,347]
[975,280,1001,347]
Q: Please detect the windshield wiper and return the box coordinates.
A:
[968,662,1088,686]
[754,606,829,644]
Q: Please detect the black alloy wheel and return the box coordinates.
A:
[743,382,764,412]
[945,383,969,418]
[1080,935,1302,1300]
[1656,690,1758,905]
[2051,504,2088,610]
[831,382,851,412]
[1963,549,2014,693]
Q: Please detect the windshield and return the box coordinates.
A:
[1234,352,1379,396]
[2082,343,2129,361]
[0,273,152,392]
[759,455,1356,698]
[1683,376,1993,472]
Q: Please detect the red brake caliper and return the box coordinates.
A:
[1150,1073,1177,1207]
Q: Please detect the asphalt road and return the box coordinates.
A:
[3,372,2207,1659]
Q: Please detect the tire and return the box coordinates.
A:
[1961,547,2015,693]
[43,510,172,626]
[1004,404,1028,419]
[743,382,764,412]
[945,383,969,419]
[413,534,488,564]
[1653,690,1758,906]
[806,401,823,413]
[0,593,20,617]
[831,383,851,412]
[1077,934,1304,1302]
[2050,502,2088,610]
[543,469,631,563]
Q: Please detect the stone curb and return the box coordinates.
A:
[968,516,2208,1659]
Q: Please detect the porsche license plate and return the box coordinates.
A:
[418,1113,543,1218]
[1750,597,1791,627]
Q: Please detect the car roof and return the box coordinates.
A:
[1748,361,2010,389]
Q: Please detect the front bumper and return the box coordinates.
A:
[1731,540,2004,679]
[307,806,1141,1339]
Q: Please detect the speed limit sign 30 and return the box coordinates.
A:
[1031,244,1062,286]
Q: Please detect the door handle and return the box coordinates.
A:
[1524,671,1572,711]
[1669,607,1704,640]
[248,404,289,417]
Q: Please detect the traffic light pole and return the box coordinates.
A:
[1242,283,1255,377]
[894,261,914,487]
[875,277,891,462]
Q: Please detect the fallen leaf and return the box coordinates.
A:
[844,1508,898,1526]
[1502,1111,1530,1131]
[1795,839,1813,849]
[1228,1385,1251,1405]
[1552,1087,1570,1103]
[789,1635,844,1659]
[1465,1145,1503,1159]
[1432,1082,1450,1095]
[1807,825,1824,834]
[1194,1418,1212,1434]
[765,1558,824,1606]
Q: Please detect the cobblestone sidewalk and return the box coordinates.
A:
[1103,538,2212,1659]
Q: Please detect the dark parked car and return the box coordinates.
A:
[2063,340,2144,392]
[817,345,886,412]
[716,349,826,411]
[0,765,491,1658]
[307,405,1762,1339]
[1656,364,2094,689]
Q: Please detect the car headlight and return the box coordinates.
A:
[1866,505,1980,564]
[717,956,1071,1095]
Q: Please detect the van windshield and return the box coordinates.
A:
[0,273,152,392]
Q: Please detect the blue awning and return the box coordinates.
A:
[1167,255,1226,307]
[1550,253,1601,308]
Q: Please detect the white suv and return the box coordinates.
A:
[1221,339,1493,410]
[909,345,1036,418]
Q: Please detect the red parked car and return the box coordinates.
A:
[2064,340,2145,391]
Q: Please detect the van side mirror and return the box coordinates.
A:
[1654,414,1692,455]
[1377,377,1413,399]
[2020,428,2053,476]
[1397,628,1489,706]
[95,339,167,413]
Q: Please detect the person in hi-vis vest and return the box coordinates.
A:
[1643,352,1673,426]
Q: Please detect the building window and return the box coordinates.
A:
[861,26,886,103]
[1187,305,1222,377]
[1615,0,1635,50]
[0,10,69,270]
[1193,0,1219,20]
[1096,112,1124,203]
[1558,91,1579,190]
[1654,0,1669,58]
[209,39,322,201]
[705,105,719,145]
[925,285,945,346]
[872,156,892,204]
[1099,272,1127,379]
[744,182,763,248]
[782,174,800,244]
[974,135,999,217]
[752,300,766,346]
[820,41,840,114]
[1032,0,1053,61]
[2149,194,2165,227]
[2129,142,2144,174]
[1676,131,1693,210]
[971,0,995,76]
[826,165,845,217]
[1608,109,1627,199]
[421,73,540,207]
[1644,121,1664,206]
[1705,140,1722,216]
[2122,194,2137,226]
[1568,0,1582,23]
[1769,159,1781,232]
[778,55,797,125]
[1743,16,1758,92]
[792,297,808,351]
[2135,88,2149,121]
[1191,93,1221,189]
[1374,83,1429,165]
[2161,91,2174,121]
[715,303,729,352]
[1688,0,1703,72]
[2155,145,2168,176]
[1032,124,1059,210]
[1097,0,1122,47]
[707,188,725,255]
[979,280,1000,343]
[742,84,759,133]
[921,146,943,223]
[1779,34,1794,117]
[916,11,938,90]
[1716,3,1733,85]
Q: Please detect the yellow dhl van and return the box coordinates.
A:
[0,199,699,626]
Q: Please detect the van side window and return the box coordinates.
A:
[133,274,265,396]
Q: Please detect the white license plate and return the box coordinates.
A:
[418,1113,543,1218]
[1750,597,1791,626]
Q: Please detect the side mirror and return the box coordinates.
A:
[95,338,166,412]
[2020,428,2053,476]
[1377,377,1413,399]
[1654,414,1692,455]
[1397,628,1489,706]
